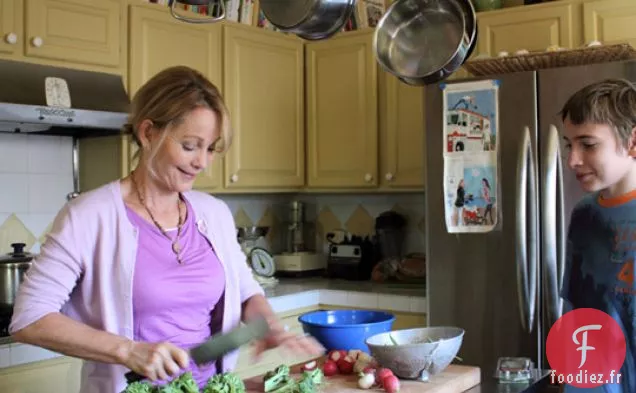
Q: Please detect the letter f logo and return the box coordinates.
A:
[572,324,602,368]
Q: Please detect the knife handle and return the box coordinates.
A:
[125,370,146,384]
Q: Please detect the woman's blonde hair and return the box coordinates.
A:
[123,66,232,165]
[561,78,636,149]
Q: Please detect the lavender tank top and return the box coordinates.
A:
[125,198,226,388]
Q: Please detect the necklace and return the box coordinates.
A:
[130,173,184,264]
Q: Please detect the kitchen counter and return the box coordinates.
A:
[264,277,425,298]
[0,277,427,369]
[263,277,426,315]
[465,370,553,393]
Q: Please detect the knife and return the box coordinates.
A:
[124,317,270,384]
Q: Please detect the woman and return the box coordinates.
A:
[454,179,465,225]
[481,178,493,224]
[9,66,323,392]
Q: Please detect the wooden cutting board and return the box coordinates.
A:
[244,363,481,393]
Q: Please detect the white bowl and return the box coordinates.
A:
[365,327,464,379]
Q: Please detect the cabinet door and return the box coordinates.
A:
[305,30,378,189]
[476,2,577,55]
[379,72,425,189]
[584,0,636,48]
[24,0,121,67]
[223,24,305,189]
[0,356,82,393]
[129,4,223,191]
[0,0,22,57]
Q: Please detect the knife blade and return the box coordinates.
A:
[125,317,270,384]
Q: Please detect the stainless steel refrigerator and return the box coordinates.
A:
[424,59,636,377]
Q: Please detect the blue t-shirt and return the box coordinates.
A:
[561,192,636,393]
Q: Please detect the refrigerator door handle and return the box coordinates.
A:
[516,126,538,333]
[542,125,565,326]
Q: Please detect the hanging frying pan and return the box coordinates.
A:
[374,0,478,85]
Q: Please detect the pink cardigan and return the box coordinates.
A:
[10,181,264,393]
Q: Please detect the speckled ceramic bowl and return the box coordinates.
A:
[365,326,464,379]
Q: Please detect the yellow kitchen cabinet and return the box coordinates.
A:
[222,24,305,191]
[305,29,379,190]
[0,0,125,74]
[128,2,224,192]
[475,1,581,56]
[378,72,426,190]
[80,2,224,192]
[584,0,636,48]
[0,355,82,393]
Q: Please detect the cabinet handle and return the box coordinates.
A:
[4,33,17,45]
[364,173,373,182]
[385,173,394,181]
[230,174,239,183]
[31,36,43,48]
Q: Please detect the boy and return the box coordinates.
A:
[559,78,636,393]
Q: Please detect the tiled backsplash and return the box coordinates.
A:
[221,193,426,255]
[0,134,74,255]
[0,132,426,257]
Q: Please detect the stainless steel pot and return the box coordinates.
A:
[0,243,34,307]
[259,0,356,40]
[374,0,478,85]
[169,0,226,24]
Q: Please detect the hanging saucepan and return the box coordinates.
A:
[374,0,478,86]
[168,0,226,23]
[0,243,34,308]
[259,0,356,41]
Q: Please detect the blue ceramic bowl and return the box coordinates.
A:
[298,309,396,353]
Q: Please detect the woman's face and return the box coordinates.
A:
[142,107,221,193]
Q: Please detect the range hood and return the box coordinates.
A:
[0,59,129,137]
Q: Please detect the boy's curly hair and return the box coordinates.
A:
[560,78,636,149]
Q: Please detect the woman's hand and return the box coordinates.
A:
[120,341,190,381]
[251,317,325,361]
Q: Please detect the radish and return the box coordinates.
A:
[322,360,338,376]
[376,368,394,387]
[358,372,376,389]
[300,360,317,372]
[383,375,400,393]
[336,356,355,374]
[327,349,347,362]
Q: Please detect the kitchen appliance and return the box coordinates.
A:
[374,0,477,85]
[125,316,270,383]
[375,211,406,261]
[0,59,129,200]
[0,243,35,308]
[259,0,355,41]
[424,60,636,379]
[326,234,375,281]
[274,201,326,276]
[237,226,276,278]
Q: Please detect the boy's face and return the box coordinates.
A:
[563,117,636,194]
